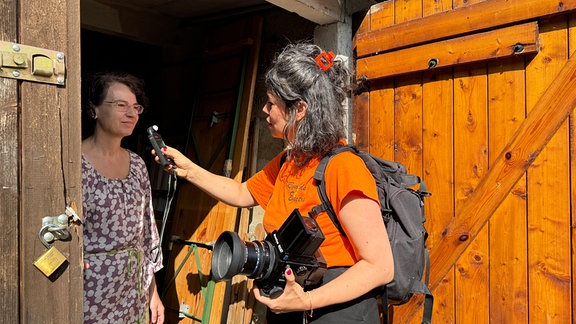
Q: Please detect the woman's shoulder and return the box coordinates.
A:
[327,149,365,167]
[126,149,149,174]
[324,149,373,182]
[126,149,144,161]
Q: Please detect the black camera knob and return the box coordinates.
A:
[268,286,284,299]
[295,266,308,277]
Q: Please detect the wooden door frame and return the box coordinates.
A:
[0,0,83,322]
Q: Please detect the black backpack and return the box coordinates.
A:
[308,145,434,324]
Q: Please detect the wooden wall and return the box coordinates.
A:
[353,0,576,323]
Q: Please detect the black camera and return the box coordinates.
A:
[211,209,327,297]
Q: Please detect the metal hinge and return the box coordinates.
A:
[0,41,65,85]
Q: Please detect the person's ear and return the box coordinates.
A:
[295,100,308,121]
[88,104,97,119]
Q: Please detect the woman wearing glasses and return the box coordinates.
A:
[81,72,164,324]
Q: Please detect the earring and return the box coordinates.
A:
[88,104,97,119]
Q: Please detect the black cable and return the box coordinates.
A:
[158,172,177,254]
[152,171,178,263]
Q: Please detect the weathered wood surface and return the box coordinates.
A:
[0,0,19,322]
[15,0,83,322]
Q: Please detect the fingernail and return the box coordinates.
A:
[286,268,292,275]
[162,147,167,152]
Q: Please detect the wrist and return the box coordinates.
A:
[306,290,314,317]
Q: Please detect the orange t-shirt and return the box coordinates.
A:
[246,149,379,267]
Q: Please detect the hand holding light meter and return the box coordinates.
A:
[147,125,175,171]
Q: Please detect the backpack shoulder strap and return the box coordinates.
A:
[310,145,356,235]
[279,150,287,167]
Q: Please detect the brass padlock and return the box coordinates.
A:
[33,246,68,278]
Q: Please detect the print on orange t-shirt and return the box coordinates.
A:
[246,150,379,268]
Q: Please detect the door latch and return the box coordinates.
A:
[0,41,66,85]
[38,214,71,248]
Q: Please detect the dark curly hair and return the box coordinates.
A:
[265,43,352,161]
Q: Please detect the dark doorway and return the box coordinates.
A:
[81,29,163,151]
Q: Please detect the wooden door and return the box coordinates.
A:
[353,0,576,323]
[0,0,83,322]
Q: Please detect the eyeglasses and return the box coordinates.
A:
[104,100,144,114]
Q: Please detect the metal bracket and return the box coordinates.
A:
[0,41,66,85]
[39,214,71,248]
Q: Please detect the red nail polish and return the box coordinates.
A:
[162,147,167,152]
[286,268,292,276]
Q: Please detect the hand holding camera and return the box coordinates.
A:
[211,208,327,298]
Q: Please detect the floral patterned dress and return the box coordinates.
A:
[82,150,163,323]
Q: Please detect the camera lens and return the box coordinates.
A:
[211,231,277,281]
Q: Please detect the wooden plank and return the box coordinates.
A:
[420,68,455,324]
[19,0,83,322]
[572,119,576,323]
[393,76,423,172]
[357,22,539,81]
[400,41,576,323]
[352,90,370,150]
[368,79,395,160]
[351,0,377,149]
[453,64,489,324]
[395,0,421,23]
[396,70,456,324]
[525,17,572,323]
[365,0,395,160]
[487,56,528,323]
[266,0,341,25]
[569,14,576,324]
[0,0,19,321]
[392,0,423,171]
[423,0,453,17]
[453,0,485,9]
[391,4,424,323]
[356,0,576,58]
[402,2,457,322]
[369,1,393,30]
[390,2,424,322]
[64,0,84,318]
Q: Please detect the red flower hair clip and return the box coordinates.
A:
[315,51,335,71]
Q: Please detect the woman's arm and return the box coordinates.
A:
[156,146,257,208]
[149,276,165,324]
[253,193,393,313]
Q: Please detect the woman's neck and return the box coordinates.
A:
[83,132,124,156]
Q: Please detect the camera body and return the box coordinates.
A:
[211,209,327,297]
